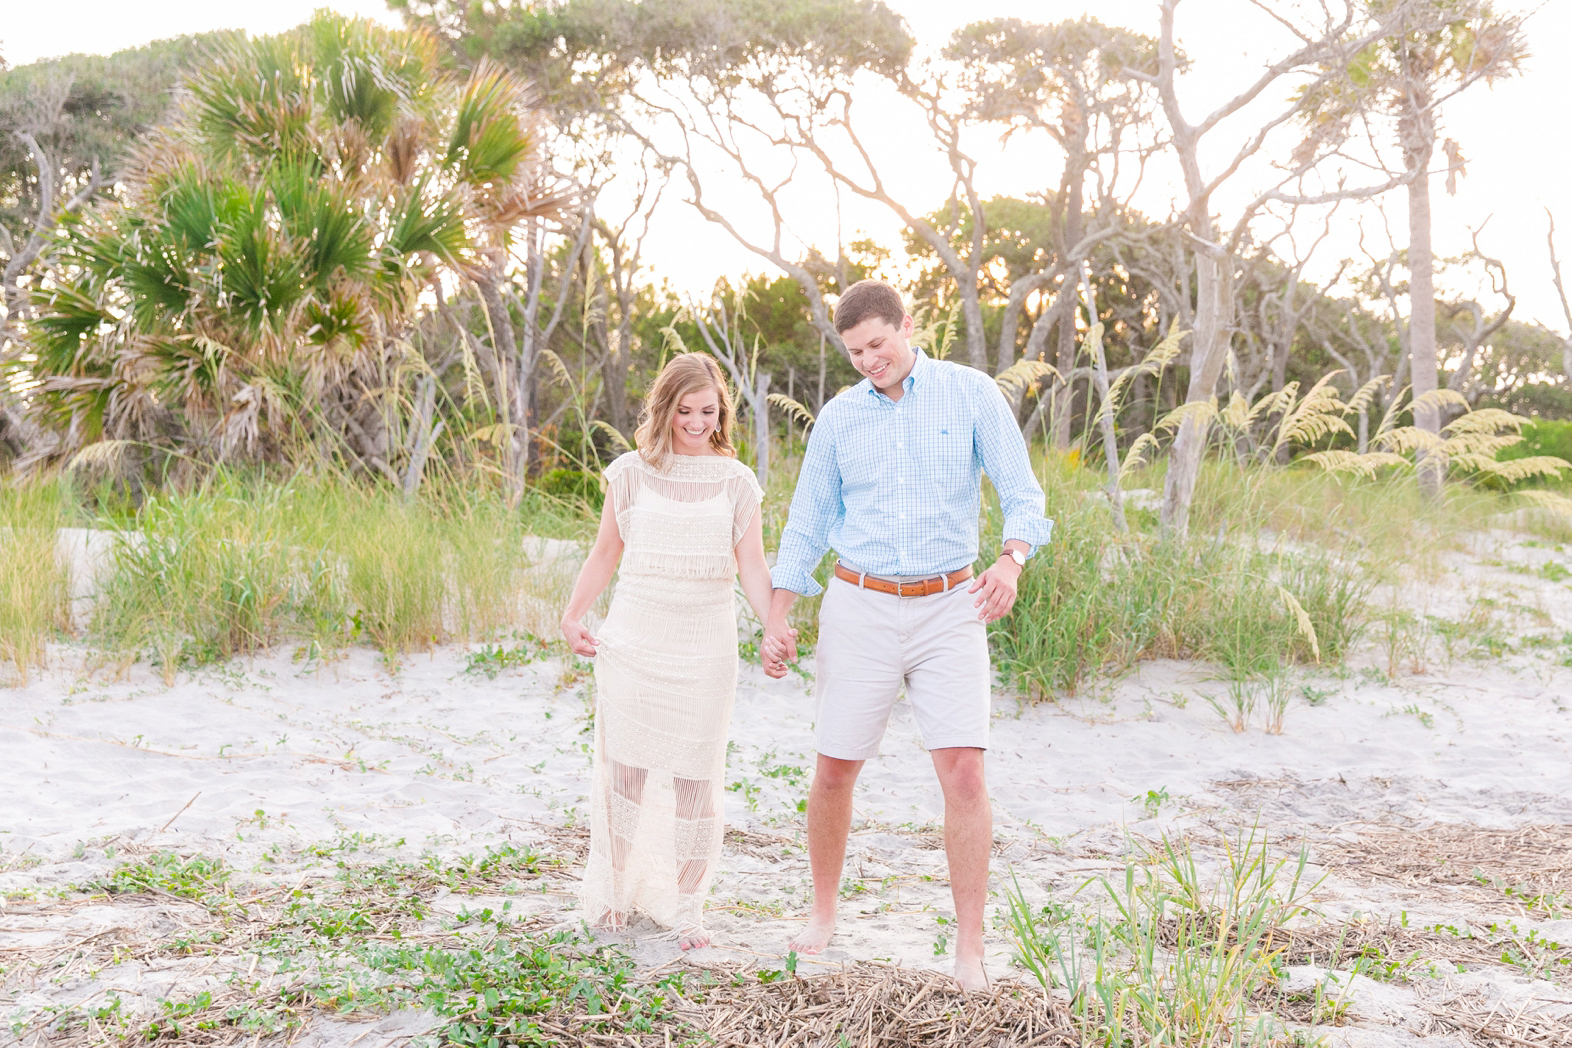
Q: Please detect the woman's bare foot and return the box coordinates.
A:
[953,953,988,992]
[787,911,836,954]
[677,927,712,951]
[590,909,628,933]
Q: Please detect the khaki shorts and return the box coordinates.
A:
[813,574,991,760]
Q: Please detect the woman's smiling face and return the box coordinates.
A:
[671,386,720,454]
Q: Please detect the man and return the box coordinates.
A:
[762,279,1052,991]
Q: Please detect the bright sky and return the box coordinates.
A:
[6,0,1569,333]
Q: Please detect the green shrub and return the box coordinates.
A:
[1500,420,1572,468]
[534,468,604,510]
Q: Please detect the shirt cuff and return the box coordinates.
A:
[770,563,825,597]
[1002,516,1054,558]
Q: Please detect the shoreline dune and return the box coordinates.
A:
[3,529,1572,1045]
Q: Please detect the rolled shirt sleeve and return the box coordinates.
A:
[971,371,1053,557]
[770,401,842,596]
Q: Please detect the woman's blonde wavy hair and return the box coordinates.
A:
[634,353,738,467]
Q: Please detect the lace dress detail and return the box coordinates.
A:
[581,451,763,936]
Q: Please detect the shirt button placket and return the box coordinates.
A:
[897,409,906,573]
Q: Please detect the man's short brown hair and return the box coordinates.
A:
[833,279,906,334]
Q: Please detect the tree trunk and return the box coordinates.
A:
[475,266,523,502]
[602,337,630,435]
[1406,147,1443,502]
[817,331,827,413]
[600,320,633,436]
[961,288,987,370]
[402,375,444,500]
[1049,282,1078,451]
[1088,322,1127,533]
[754,370,771,489]
[1160,246,1232,538]
[1047,167,1086,450]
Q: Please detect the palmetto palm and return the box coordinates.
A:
[27,13,568,477]
[1298,1,1525,500]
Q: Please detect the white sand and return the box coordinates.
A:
[2,527,1571,1044]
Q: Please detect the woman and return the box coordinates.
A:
[560,353,777,950]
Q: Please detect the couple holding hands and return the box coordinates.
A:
[560,280,1052,990]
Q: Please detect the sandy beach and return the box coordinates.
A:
[3,527,1572,1046]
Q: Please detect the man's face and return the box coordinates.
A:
[841,314,916,395]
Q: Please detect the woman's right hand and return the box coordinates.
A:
[561,617,600,657]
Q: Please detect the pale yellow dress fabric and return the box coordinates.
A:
[581,451,762,934]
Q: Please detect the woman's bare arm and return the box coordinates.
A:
[735,507,790,678]
[560,495,624,656]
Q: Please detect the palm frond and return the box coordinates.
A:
[447,59,536,185]
[386,176,469,264]
[66,439,139,472]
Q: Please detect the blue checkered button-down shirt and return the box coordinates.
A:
[771,350,1054,596]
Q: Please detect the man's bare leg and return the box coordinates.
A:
[931,747,991,991]
[788,754,863,954]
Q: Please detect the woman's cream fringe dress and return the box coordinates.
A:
[581,450,762,937]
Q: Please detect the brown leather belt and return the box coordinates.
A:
[833,562,972,598]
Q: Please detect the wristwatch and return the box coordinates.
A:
[1000,547,1026,568]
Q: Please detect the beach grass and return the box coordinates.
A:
[1002,826,1322,1046]
[4,439,1566,691]
[989,458,1376,703]
[984,450,1572,707]
[81,472,593,679]
[0,481,70,684]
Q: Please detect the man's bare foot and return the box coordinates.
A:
[788,912,836,954]
[953,954,988,992]
[678,927,711,951]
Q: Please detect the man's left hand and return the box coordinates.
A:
[968,555,1022,623]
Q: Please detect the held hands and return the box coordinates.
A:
[969,555,1023,623]
[561,616,600,658]
[761,617,799,679]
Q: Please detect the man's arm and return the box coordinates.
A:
[770,405,842,598]
[764,405,842,664]
[973,375,1054,555]
[967,375,1054,623]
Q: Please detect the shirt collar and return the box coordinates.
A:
[863,347,927,402]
